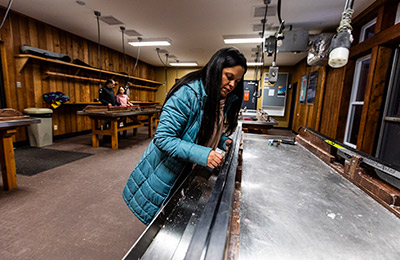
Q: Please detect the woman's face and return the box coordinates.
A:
[220,65,245,98]
[119,87,125,94]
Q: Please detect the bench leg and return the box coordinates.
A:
[91,119,99,148]
[0,129,18,191]
[111,120,119,150]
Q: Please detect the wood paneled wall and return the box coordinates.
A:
[0,9,158,142]
[290,0,399,156]
[290,61,326,133]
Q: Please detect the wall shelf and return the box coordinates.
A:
[44,71,106,83]
[62,101,159,106]
[15,54,162,86]
[63,101,102,105]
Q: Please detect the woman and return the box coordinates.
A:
[123,47,247,225]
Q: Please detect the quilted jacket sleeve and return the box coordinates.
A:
[153,85,212,167]
[218,136,231,151]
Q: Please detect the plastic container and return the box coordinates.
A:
[23,108,53,147]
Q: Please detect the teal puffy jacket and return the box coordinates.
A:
[124,80,228,225]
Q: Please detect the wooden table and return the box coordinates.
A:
[0,118,40,190]
[77,109,160,150]
[239,116,278,134]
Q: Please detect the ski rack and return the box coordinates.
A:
[297,126,400,184]
[297,126,400,218]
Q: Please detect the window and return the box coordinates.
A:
[359,18,376,43]
[344,54,371,148]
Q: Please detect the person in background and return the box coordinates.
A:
[116,86,132,136]
[99,79,120,108]
[123,47,247,225]
[99,79,120,138]
[116,86,133,107]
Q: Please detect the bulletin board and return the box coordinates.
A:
[262,72,289,116]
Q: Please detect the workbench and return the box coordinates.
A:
[239,133,400,260]
[0,118,40,190]
[77,109,159,150]
[122,127,400,260]
[239,109,278,134]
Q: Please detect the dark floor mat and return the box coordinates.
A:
[14,147,93,176]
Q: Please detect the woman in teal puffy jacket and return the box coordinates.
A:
[123,47,247,225]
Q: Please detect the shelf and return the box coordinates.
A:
[127,83,158,91]
[63,101,159,106]
[131,101,159,106]
[44,71,106,83]
[15,54,162,86]
[63,102,102,105]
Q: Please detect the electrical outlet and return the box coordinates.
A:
[16,81,22,88]
[54,125,58,131]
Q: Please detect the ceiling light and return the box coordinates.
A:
[247,62,263,66]
[223,35,264,44]
[169,62,198,67]
[128,38,171,47]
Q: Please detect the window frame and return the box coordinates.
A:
[359,18,377,43]
[344,54,371,148]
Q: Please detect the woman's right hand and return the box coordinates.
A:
[207,150,224,168]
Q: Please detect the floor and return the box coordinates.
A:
[0,128,151,260]
[0,127,295,260]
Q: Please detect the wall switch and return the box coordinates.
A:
[54,125,58,131]
[16,81,22,88]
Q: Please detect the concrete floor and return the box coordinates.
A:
[0,128,151,260]
[0,126,295,260]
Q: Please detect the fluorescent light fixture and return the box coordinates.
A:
[128,38,171,47]
[223,35,264,44]
[169,62,198,66]
[247,62,263,66]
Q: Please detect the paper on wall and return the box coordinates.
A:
[268,89,275,96]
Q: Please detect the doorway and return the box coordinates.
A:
[0,47,5,108]
[376,47,400,169]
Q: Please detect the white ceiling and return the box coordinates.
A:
[0,0,375,67]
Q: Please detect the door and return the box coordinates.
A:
[0,49,5,108]
[376,47,400,169]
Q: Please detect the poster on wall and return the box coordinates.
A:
[243,90,250,101]
[277,85,286,97]
[299,75,308,103]
[307,70,318,104]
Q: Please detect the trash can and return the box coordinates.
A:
[23,108,53,147]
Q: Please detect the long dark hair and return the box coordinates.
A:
[164,47,247,145]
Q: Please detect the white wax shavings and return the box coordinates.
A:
[327,213,336,219]
[243,153,258,159]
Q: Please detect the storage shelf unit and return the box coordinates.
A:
[15,54,162,88]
